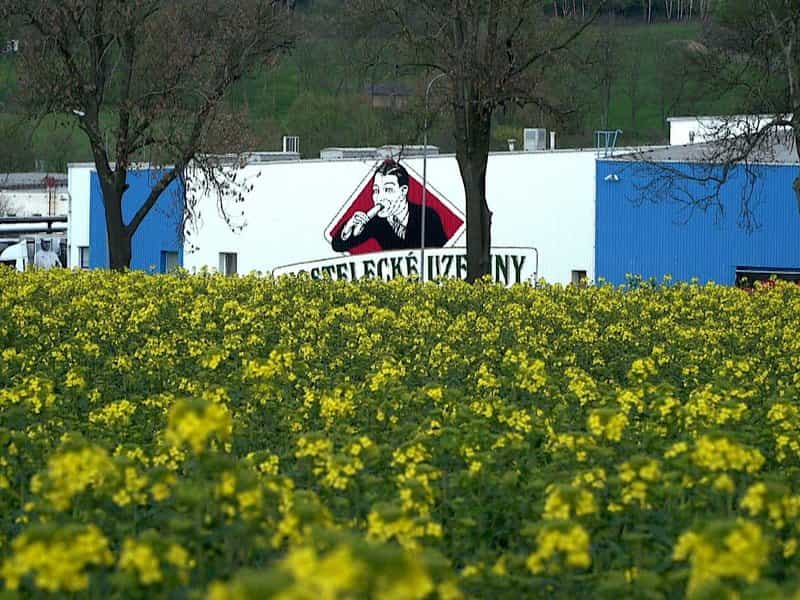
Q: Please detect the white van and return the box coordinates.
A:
[0,240,30,271]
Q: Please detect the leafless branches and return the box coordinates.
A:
[347,0,605,280]
[626,1,800,229]
[0,0,295,268]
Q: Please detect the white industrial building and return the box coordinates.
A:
[182,148,598,284]
[666,114,794,146]
[0,172,69,217]
[64,115,754,283]
[66,163,94,269]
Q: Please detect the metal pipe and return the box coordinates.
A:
[421,72,447,283]
[0,227,67,236]
[0,215,67,224]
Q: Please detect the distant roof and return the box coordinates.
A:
[320,145,439,160]
[666,114,781,123]
[0,173,68,191]
[246,152,300,163]
[610,136,799,166]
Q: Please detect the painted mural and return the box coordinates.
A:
[325,159,464,254]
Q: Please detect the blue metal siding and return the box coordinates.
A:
[89,170,184,271]
[596,160,800,285]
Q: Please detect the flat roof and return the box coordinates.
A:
[67,145,666,174]
[608,136,799,166]
[0,172,68,190]
[666,114,782,123]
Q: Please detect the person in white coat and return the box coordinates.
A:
[34,238,61,269]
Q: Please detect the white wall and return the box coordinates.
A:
[668,115,790,146]
[0,190,68,217]
[183,150,596,284]
[67,163,94,268]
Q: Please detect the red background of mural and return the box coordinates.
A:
[330,175,465,255]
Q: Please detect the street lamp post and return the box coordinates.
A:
[421,72,447,283]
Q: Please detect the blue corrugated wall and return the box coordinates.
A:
[596,160,800,285]
[89,170,184,271]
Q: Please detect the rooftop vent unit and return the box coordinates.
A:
[282,135,299,154]
[523,128,547,152]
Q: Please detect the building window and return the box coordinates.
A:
[161,251,179,273]
[78,246,89,269]
[219,252,238,276]
[571,270,588,287]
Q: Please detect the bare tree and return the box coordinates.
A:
[348,0,603,282]
[698,0,714,21]
[631,0,800,227]
[623,134,783,232]
[656,41,696,133]
[0,0,295,270]
[708,0,800,194]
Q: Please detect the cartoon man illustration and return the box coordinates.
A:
[332,160,447,252]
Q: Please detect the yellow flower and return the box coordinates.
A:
[503,350,547,393]
[618,459,660,509]
[119,538,162,585]
[89,400,136,427]
[673,520,768,595]
[319,386,356,427]
[740,482,800,529]
[151,482,172,502]
[257,454,280,476]
[741,483,767,515]
[565,367,598,406]
[692,436,764,474]
[112,466,149,507]
[33,443,117,511]
[543,485,597,520]
[527,524,592,575]
[2,525,113,592]
[664,441,689,459]
[166,398,232,454]
[712,474,735,494]
[588,409,629,442]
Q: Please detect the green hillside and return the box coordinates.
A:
[0,19,744,170]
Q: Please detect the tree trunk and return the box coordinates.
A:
[107,225,133,271]
[99,179,132,270]
[454,99,493,283]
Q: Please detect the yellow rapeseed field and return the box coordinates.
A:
[1,268,800,598]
